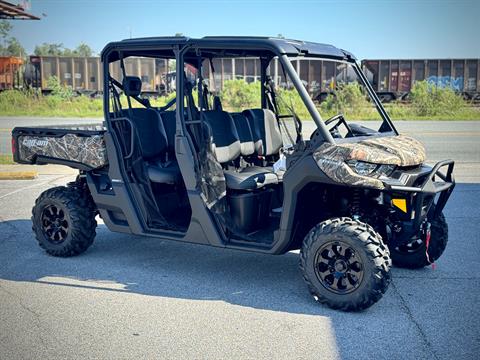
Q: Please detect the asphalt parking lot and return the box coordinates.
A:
[1,120,479,359]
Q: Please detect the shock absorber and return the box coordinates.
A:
[351,188,361,219]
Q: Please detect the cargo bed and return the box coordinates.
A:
[12,126,108,170]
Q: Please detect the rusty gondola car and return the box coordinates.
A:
[0,56,23,90]
[24,55,174,96]
[16,55,480,102]
[362,59,480,102]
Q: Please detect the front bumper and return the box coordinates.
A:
[385,159,455,213]
[382,160,455,241]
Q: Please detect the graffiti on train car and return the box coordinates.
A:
[427,76,464,91]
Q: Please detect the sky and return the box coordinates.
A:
[9,0,480,59]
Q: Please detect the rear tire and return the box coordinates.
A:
[390,210,448,269]
[300,218,391,311]
[32,186,97,257]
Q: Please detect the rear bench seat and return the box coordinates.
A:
[231,113,255,157]
[201,109,281,191]
[125,104,283,190]
[158,111,177,160]
[120,76,180,185]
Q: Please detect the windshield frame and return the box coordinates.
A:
[278,55,399,143]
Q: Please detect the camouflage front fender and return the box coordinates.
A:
[313,135,426,189]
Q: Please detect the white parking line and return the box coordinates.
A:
[0,176,70,200]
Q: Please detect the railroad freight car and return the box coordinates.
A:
[362,59,480,102]
[0,56,23,91]
[24,56,174,96]
[202,57,353,101]
[24,56,104,94]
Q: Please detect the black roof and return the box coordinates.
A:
[102,36,355,62]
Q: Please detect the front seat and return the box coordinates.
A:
[122,77,180,184]
[242,108,283,157]
[243,108,285,180]
[223,166,278,191]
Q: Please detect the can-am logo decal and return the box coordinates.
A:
[23,139,49,147]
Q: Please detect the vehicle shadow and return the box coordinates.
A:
[0,218,397,318]
[1,183,478,358]
[2,183,477,319]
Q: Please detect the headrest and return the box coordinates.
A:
[123,76,142,97]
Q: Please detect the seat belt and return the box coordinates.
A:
[202,80,210,111]
[265,76,279,116]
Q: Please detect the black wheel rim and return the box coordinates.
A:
[314,240,364,294]
[41,204,69,244]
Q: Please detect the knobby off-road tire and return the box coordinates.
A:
[390,210,448,269]
[32,185,97,257]
[300,217,391,311]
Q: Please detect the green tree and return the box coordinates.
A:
[74,43,93,57]
[34,42,65,56]
[0,20,12,40]
[0,20,12,54]
[5,37,25,57]
[34,42,94,57]
[0,21,26,57]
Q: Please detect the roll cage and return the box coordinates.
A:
[101,36,398,146]
[98,36,403,254]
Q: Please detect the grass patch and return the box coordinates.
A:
[0,154,15,165]
[0,81,479,120]
[0,90,177,118]
[383,102,480,120]
[0,90,104,117]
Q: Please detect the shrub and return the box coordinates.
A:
[276,87,311,120]
[46,76,75,100]
[319,82,377,120]
[410,80,465,116]
[220,79,260,111]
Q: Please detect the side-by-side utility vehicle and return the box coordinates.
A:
[12,37,455,311]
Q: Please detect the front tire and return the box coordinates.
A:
[32,186,97,257]
[390,210,448,269]
[300,217,391,311]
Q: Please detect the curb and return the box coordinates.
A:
[0,171,38,180]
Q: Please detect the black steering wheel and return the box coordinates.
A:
[324,113,353,138]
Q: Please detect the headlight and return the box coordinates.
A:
[346,160,395,178]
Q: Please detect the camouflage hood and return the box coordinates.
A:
[313,135,426,189]
[317,135,426,166]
